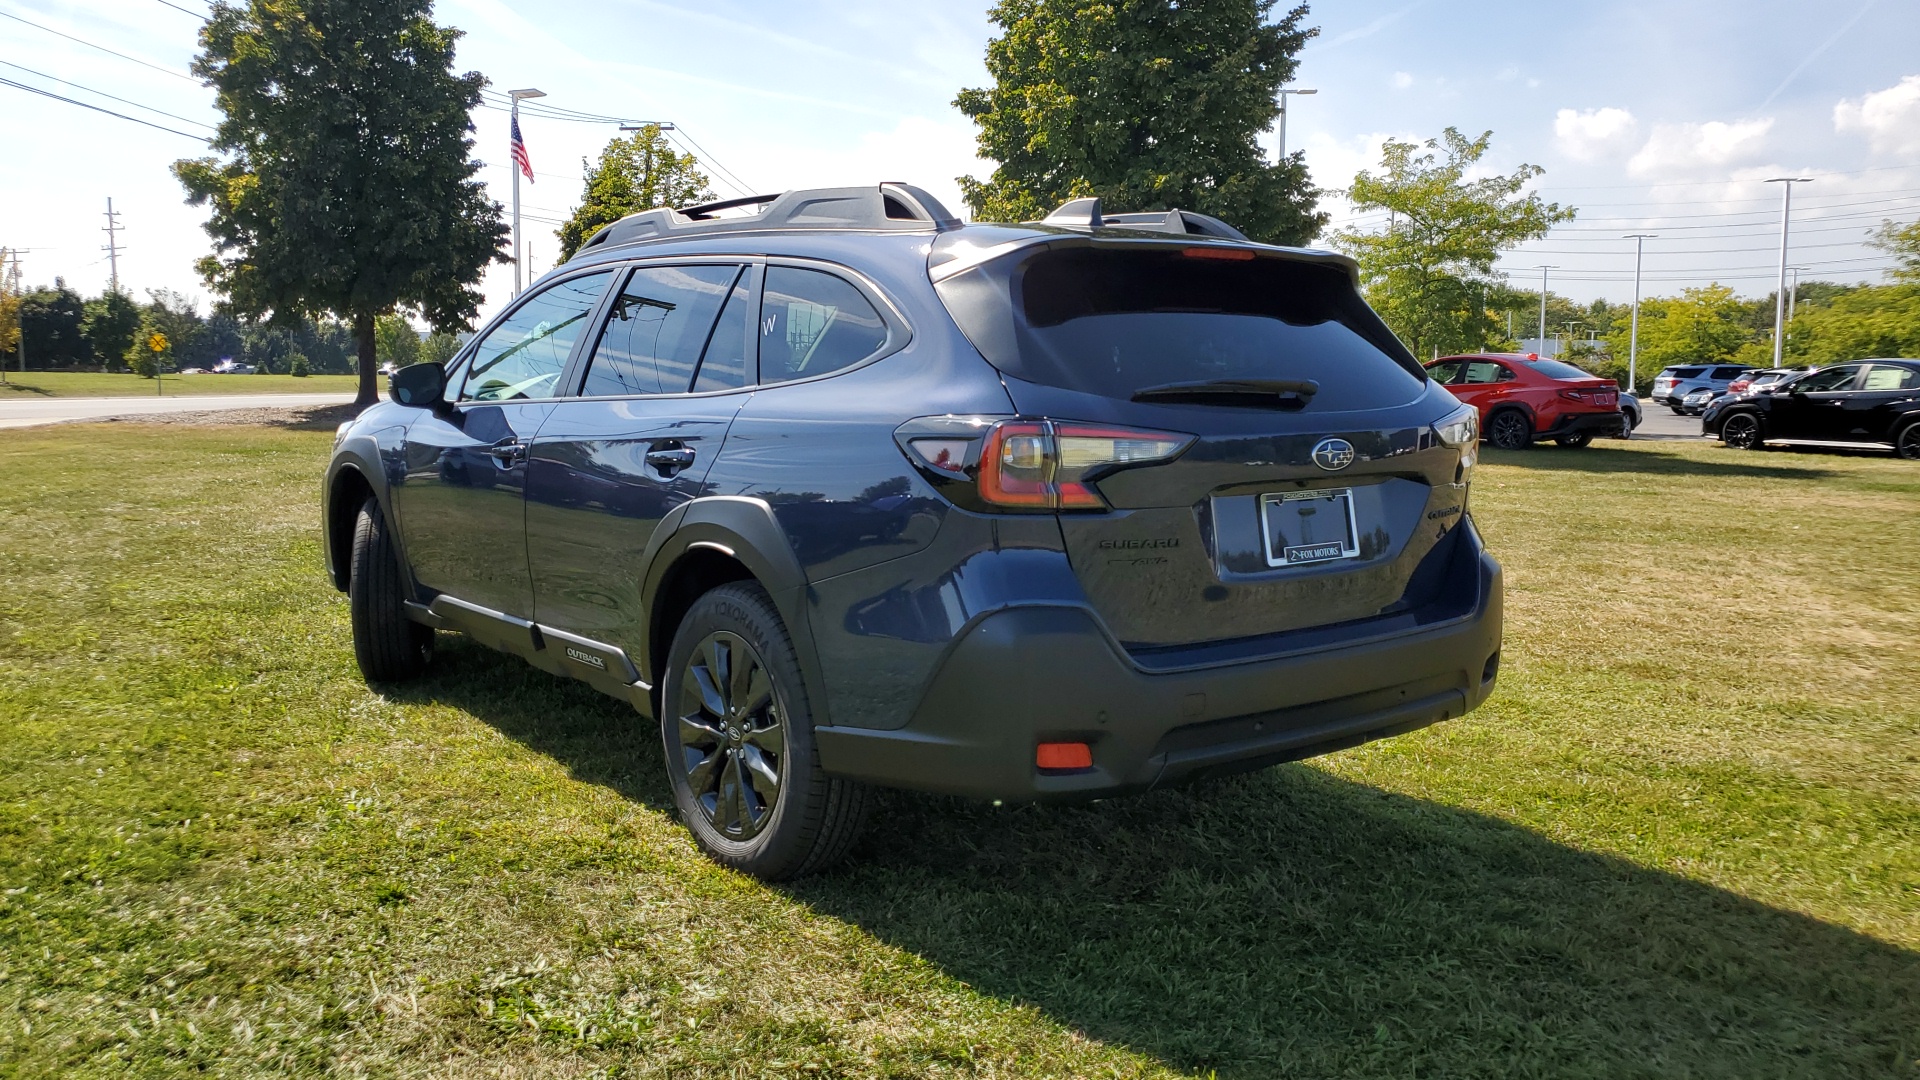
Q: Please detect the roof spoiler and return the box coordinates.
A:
[574,182,963,257]
[1037,196,1250,241]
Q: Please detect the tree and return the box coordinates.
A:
[374,313,421,368]
[955,0,1324,245]
[419,330,460,367]
[19,279,90,369]
[1787,283,1920,365]
[174,0,507,406]
[0,250,21,369]
[1601,285,1756,374]
[556,125,713,261]
[1872,217,1920,282]
[82,289,141,372]
[1332,129,1574,359]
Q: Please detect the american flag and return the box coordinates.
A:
[510,113,533,183]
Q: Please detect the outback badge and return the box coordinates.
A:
[1311,437,1355,472]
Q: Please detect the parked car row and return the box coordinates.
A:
[1670,366,1810,415]
[1703,358,1920,458]
[1424,353,1632,449]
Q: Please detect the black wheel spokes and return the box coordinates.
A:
[676,631,784,841]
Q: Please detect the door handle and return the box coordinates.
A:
[488,438,528,465]
[646,447,698,475]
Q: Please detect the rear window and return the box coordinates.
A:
[1524,359,1597,380]
[935,245,1427,411]
[1664,366,1707,378]
[1712,366,1745,379]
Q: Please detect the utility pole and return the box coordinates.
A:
[508,88,546,297]
[0,247,16,383]
[101,198,124,294]
[1765,177,1812,369]
[1533,265,1555,355]
[4,248,24,376]
[1275,88,1317,160]
[1624,234,1655,393]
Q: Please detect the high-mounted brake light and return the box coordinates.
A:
[978,420,1192,511]
[1182,246,1257,261]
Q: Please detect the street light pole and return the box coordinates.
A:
[1765,177,1812,368]
[508,88,546,297]
[1275,88,1317,160]
[1786,265,1807,327]
[1624,233,1655,393]
[1533,265,1555,354]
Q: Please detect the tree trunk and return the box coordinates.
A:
[354,311,378,406]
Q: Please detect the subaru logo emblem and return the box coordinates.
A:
[1311,438,1355,472]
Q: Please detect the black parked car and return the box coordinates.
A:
[325,185,1503,878]
[1705,359,1920,457]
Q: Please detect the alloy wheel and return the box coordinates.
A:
[1723,413,1762,450]
[673,631,785,841]
[1489,412,1530,450]
[1898,423,1920,460]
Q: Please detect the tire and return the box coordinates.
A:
[1555,432,1594,448]
[1896,419,1920,460]
[1668,403,1685,414]
[1487,409,1533,450]
[348,497,434,682]
[660,581,868,880]
[1720,411,1765,451]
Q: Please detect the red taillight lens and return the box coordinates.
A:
[977,420,1191,511]
[1729,380,1750,393]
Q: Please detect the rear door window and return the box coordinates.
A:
[580,264,743,396]
[935,245,1426,411]
[758,266,889,384]
[1863,364,1920,391]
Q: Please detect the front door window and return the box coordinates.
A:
[461,272,614,402]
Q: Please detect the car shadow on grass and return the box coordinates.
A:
[414,637,1918,1078]
[795,772,1919,1078]
[1484,442,1841,481]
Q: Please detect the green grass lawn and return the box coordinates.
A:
[0,426,1915,1078]
[0,372,367,397]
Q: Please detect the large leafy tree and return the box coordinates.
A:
[174,0,506,405]
[1600,285,1757,372]
[1333,128,1573,359]
[556,125,713,261]
[1787,283,1920,365]
[81,289,141,371]
[955,0,1324,244]
[1872,217,1920,282]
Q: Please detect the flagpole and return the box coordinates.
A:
[507,88,545,298]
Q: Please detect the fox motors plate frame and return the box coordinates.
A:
[1260,488,1361,567]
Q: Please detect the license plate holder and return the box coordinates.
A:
[1260,488,1360,568]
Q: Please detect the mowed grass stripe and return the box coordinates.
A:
[0,425,1914,1077]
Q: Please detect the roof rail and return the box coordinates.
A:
[1036,197,1251,242]
[573,182,962,258]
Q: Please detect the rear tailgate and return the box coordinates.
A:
[935,240,1473,649]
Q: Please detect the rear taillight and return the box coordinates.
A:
[979,421,1191,510]
[1729,379,1751,393]
[899,417,1191,512]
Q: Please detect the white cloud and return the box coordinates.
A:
[1390,71,1414,89]
[1553,107,1638,163]
[1834,75,1920,157]
[1627,118,1774,176]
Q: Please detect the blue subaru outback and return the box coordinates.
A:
[324,184,1503,879]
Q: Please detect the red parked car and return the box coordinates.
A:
[1425,354,1625,449]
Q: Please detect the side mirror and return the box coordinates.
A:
[389,362,448,409]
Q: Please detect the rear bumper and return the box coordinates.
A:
[815,523,1502,802]
[1539,410,1627,439]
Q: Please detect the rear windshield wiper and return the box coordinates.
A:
[1130,378,1320,410]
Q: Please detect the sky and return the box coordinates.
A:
[1,0,1917,323]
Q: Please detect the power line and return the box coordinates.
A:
[0,57,214,129]
[0,9,198,83]
[0,76,205,139]
[662,127,754,196]
[151,0,209,20]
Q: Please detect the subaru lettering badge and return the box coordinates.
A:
[1311,437,1355,472]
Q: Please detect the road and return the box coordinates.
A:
[1631,403,1710,441]
[0,392,355,429]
